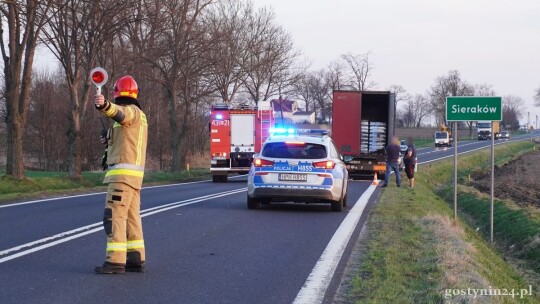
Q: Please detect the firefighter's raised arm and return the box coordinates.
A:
[95,93,106,108]
[95,94,132,124]
[94,76,139,125]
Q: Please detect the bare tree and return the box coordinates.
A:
[324,61,347,123]
[241,6,299,104]
[111,0,174,170]
[534,86,540,107]
[388,84,407,107]
[0,0,56,179]
[310,70,332,123]
[325,60,346,92]
[294,69,330,122]
[502,95,524,130]
[41,0,136,178]
[143,0,214,172]
[341,52,375,91]
[293,73,316,113]
[429,70,473,126]
[26,69,70,171]
[205,0,251,102]
[388,84,407,134]
[399,94,431,128]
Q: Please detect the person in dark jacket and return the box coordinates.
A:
[403,137,417,188]
[381,136,401,187]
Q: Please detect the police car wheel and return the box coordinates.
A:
[247,195,261,209]
[331,200,343,212]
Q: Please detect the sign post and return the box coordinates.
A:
[454,121,458,221]
[446,96,502,243]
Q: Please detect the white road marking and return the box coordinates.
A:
[0,175,245,209]
[0,188,246,264]
[0,192,108,209]
[293,184,377,304]
[418,139,519,165]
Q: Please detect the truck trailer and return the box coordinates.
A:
[332,90,396,179]
[210,101,274,182]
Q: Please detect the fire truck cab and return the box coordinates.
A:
[210,101,274,182]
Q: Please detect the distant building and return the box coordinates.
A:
[291,111,316,124]
[270,99,299,121]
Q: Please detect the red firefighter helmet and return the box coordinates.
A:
[113,75,139,99]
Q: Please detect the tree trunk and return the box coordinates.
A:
[67,84,83,178]
[67,124,82,178]
[174,129,189,171]
[167,88,182,172]
[1,1,46,179]
[5,115,25,179]
[3,45,30,180]
[171,111,190,172]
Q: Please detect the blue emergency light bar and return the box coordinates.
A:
[269,127,296,135]
[269,128,329,136]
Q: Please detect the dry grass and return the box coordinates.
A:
[186,151,210,169]
[145,151,210,171]
[421,214,495,304]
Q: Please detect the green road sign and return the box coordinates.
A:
[446,96,502,121]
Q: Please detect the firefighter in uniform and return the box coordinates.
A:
[94,75,148,274]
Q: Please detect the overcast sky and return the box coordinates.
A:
[252,0,540,125]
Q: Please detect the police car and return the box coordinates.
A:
[247,129,349,212]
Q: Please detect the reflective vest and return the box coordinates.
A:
[100,101,148,189]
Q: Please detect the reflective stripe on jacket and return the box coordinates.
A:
[100,101,148,189]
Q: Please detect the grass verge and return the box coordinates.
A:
[347,141,540,303]
[0,169,211,203]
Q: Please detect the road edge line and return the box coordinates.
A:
[293,184,377,304]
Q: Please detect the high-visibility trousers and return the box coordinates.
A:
[102,182,145,265]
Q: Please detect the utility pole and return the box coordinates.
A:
[528,111,530,132]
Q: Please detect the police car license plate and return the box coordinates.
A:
[279,173,307,182]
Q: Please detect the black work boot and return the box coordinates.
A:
[125,263,145,273]
[94,262,125,274]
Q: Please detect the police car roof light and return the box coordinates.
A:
[296,129,330,136]
[269,127,296,135]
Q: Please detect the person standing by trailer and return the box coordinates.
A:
[94,75,148,274]
[381,136,401,188]
[403,137,417,188]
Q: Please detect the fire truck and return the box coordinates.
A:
[210,101,274,182]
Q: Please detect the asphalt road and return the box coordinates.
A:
[0,177,378,304]
[416,130,539,164]
[0,130,537,304]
